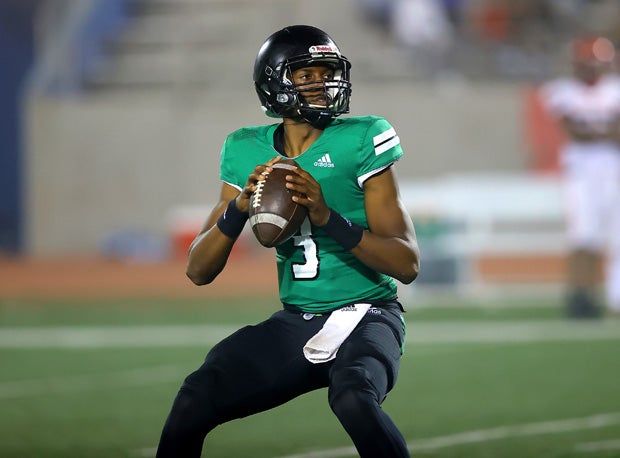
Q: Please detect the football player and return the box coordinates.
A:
[540,35,620,318]
[156,25,419,457]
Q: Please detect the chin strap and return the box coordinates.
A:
[300,111,334,129]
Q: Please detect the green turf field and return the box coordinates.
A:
[1,296,620,458]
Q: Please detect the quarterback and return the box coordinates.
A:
[156,25,420,457]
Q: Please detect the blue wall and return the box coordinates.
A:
[0,0,130,254]
[0,1,39,254]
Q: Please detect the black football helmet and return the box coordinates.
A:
[253,25,352,129]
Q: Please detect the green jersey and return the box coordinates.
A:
[220,115,403,313]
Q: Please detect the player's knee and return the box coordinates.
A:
[162,366,222,437]
[328,366,379,419]
[165,387,213,432]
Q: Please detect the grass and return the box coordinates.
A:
[1,296,619,457]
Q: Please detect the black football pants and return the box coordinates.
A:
[156,300,410,458]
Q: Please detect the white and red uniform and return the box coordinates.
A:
[540,73,620,310]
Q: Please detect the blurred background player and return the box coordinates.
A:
[540,35,620,318]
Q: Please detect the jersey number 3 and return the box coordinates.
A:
[292,218,319,280]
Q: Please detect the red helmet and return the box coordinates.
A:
[572,36,615,84]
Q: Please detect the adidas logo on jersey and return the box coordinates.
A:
[314,154,335,168]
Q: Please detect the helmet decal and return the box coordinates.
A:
[309,45,339,54]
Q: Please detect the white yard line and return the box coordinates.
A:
[271,412,620,458]
[406,320,620,344]
[1,321,618,401]
[0,320,619,349]
[0,365,186,399]
[0,324,239,348]
[2,322,613,456]
[575,439,620,453]
[408,413,620,451]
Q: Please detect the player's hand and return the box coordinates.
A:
[285,165,330,226]
[236,156,282,213]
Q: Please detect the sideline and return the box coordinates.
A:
[1,320,620,348]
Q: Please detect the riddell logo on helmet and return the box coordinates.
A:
[309,45,337,53]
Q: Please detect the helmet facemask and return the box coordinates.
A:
[282,52,351,128]
[258,52,351,129]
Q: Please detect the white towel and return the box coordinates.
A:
[303,303,371,364]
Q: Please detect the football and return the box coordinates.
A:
[248,159,308,247]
